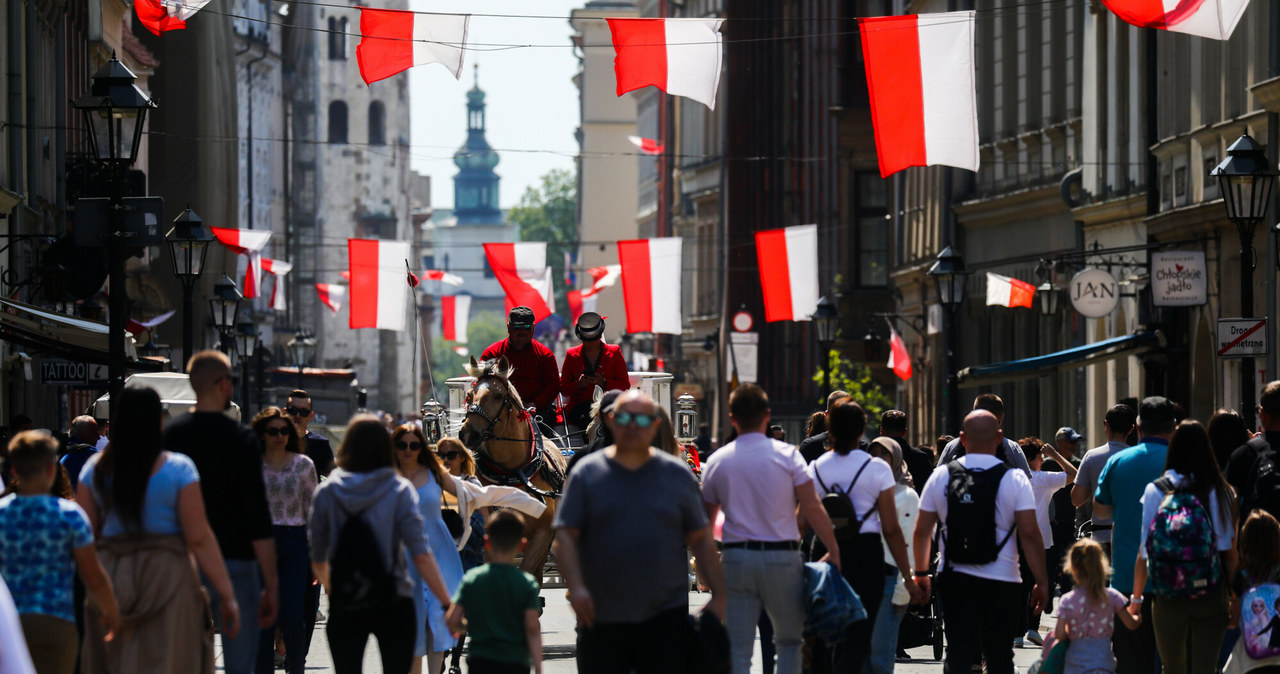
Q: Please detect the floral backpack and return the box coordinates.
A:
[1144,475,1220,599]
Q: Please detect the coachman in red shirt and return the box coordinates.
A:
[559,312,631,429]
[479,306,561,422]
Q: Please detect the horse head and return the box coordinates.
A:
[459,355,523,451]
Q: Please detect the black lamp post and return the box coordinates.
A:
[236,317,257,413]
[288,330,316,390]
[74,55,156,402]
[1212,134,1279,428]
[209,275,243,357]
[812,295,839,396]
[165,208,214,365]
[929,246,969,434]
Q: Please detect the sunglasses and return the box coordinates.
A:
[437,450,460,461]
[285,406,312,417]
[263,426,291,437]
[613,411,655,428]
[396,440,423,451]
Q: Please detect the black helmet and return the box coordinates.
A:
[575,312,605,341]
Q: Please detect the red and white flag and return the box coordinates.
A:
[986,272,1035,309]
[582,264,622,298]
[263,259,293,312]
[567,290,600,324]
[755,224,819,322]
[859,11,978,178]
[617,237,682,335]
[126,310,176,336]
[440,295,471,343]
[887,326,913,381]
[1101,0,1249,40]
[242,253,265,300]
[316,283,346,314]
[356,9,469,85]
[607,18,725,110]
[484,243,554,322]
[349,239,411,330]
[134,0,210,35]
[627,136,664,155]
[423,270,464,286]
[211,227,272,255]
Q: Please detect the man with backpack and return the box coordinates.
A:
[1094,396,1177,673]
[913,410,1047,673]
[1227,380,1280,521]
[936,393,1032,476]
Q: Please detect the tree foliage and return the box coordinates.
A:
[506,168,576,316]
[811,349,895,422]
[428,312,508,394]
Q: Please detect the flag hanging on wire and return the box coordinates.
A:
[263,259,293,312]
[423,270,464,286]
[483,242,554,322]
[357,9,470,85]
[441,295,471,343]
[126,310,176,337]
[986,272,1036,309]
[582,264,622,298]
[607,18,725,109]
[617,237,682,335]
[755,224,819,322]
[348,239,411,330]
[627,136,664,155]
[1100,0,1249,40]
[316,283,346,313]
[134,0,211,35]
[211,227,271,255]
[859,11,978,178]
[887,325,913,381]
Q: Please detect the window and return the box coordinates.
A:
[328,101,348,144]
[855,173,889,287]
[328,17,348,60]
[368,101,386,146]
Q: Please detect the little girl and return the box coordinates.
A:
[1224,509,1280,673]
[1053,538,1142,673]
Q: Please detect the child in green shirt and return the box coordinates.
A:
[446,511,542,674]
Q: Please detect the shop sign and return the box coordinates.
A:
[1069,268,1119,318]
[1151,251,1207,306]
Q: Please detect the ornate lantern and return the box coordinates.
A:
[675,393,698,443]
[421,398,448,447]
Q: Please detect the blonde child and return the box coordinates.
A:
[1054,538,1141,673]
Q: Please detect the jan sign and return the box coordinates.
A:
[1069,268,1119,318]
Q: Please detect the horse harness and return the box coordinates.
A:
[468,387,562,502]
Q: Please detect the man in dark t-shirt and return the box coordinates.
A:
[286,389,334,478]
[165,350,276,674]
[797,389,850,463]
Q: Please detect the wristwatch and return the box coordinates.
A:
[1129,594,1144,605]
[913,570,932,578]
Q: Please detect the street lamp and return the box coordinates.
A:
[209,275,243,356]
[812,295,839,396]
[74,54,156,403]
[928,246,970,434]
[236,317,257,413]
[165,208,214,365]
[1212,134,1279,427]
[1037,282,1060,317]
[288,330,316,390]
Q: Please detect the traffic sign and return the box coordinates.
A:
[41,359,87,385]
[732,311,754,333]
[1217,318,1268,358]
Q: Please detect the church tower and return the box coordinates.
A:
[453,66,501,225]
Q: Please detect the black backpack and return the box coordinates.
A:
[1245,436,1280,521]
[942,461,1015,566]
[814,458,876,544]
[329,501,396,613]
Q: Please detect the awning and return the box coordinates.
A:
[0,298,160,369]
[958,330,1164,388]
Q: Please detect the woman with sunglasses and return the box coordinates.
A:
[251,407,317,674]
[435,438,486,571]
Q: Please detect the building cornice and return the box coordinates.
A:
[954,184,1063,229]
[1071,194,1147,229]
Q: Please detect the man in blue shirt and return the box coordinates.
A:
[1094,396,1176,674]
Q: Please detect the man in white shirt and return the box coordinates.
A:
[702,384,841,674]
[913,410,1047,673]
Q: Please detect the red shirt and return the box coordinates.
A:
[559,342,631,410]
[479,338,561,411]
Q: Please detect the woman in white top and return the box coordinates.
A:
[805,399,922,673]
[865,436,921,674]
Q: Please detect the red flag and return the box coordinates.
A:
[356,9,469,85]
[627,136,665,155]
[134,0,210,35]
[483,243,553,323]
[242,252,264,299]
[349,239,411,330]
[1100,0,1249,40]
[606,18,725,109]
[582,264,621,298]
[210,227,271,255]
[441,295,470,342]
[423,270,464,286]
[316,284,346,313]
[617,238,682,335]
[755,225,819,322]
[567,290,584,324]
[985,272,1035,309]
[887,327,912,381]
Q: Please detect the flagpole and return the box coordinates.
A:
[408,260,437,404]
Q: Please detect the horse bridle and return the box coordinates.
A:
[465,380,530,444]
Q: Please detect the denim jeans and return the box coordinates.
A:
[722,548,805,674]
[867,571,905,674]
[258,525,310,674]
[205,558,262,674]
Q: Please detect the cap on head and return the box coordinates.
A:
[508,306,535,329]
[1056,427,1082,443]
[1138,396,1177,427]
[575,312,605,340]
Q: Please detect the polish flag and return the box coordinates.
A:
[348,239,412,330]
[617,237,682,335]
[263,259,293,312]
[423,270,464,286]
[606,18,725,110]
[134,0,211,35]
[754,224,819,322]
[242,253,265,299]
[859,11,978,178]
[1100,0,1250,40]
[887,326,913,381]
[986,272,1036,309]
[356,9,469,85]
[627,136,664,155]
[316,283,346,314]
[210,227,271,255]
[483,243,554,322]
[441,295,471,343]
[126,310,176,336]
[582,264,622,298]
[566,290,601,325]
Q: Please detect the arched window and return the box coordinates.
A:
[328,17,348,60]
[368,101,386,146]
[328,101,348,144]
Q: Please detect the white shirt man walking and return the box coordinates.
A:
[702,384,842,674]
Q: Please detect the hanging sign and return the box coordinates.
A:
[1150,251,1207,307]
[1217,318,1268,358]
[1069,268,1120,318]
